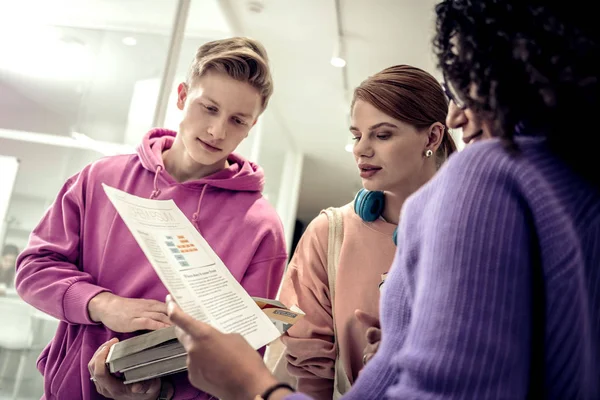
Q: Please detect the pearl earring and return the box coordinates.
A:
[425,149,433,158]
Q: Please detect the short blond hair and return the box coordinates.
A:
[187,37,273,112]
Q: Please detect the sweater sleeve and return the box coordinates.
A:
[385,149,534,399]
[279,213,336,400]
[15,170,109,325]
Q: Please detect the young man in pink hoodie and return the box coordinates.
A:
[15,37,287,400]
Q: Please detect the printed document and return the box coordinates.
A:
[103,184,281,349]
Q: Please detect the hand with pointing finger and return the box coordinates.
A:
[166,295,290,400]
[355,309,381,370]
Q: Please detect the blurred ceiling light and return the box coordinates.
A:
[331,0,346,68]
[122,36,137,46]
[330,35,346,68]
[344,134,354,152]
[330,56,346,68]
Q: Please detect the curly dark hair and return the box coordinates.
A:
[434,0,598,186]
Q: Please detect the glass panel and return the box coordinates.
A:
[0,1,179,398]
[162,0,233,136]
[0,0,178,143]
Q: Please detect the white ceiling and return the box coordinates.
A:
[0,0,230,36]
[0,0,448,225]
[221,0,443,221]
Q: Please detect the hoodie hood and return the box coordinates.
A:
[137,128,265,193]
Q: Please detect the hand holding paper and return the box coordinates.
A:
[102,183,281,348]
[167,295,279,400]
[101,184,304,384]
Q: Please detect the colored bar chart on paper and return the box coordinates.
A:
[164,234,214,269]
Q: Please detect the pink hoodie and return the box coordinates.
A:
[15,129,288,400]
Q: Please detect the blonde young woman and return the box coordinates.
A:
[277,65,457,399]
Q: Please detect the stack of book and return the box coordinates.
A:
[106,297,304,384]
[106,326,186,384]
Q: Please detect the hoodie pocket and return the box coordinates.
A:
[49,332,83,397]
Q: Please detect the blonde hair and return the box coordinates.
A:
[187,37,273,112]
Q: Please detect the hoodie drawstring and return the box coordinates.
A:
[150,164,207,233]
[192,185,208,233]
[150,165,163,199]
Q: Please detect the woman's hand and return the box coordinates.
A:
[88,338,163,400]
[355,309,381,368]
[88,292,171,333]
[166,295,285,400]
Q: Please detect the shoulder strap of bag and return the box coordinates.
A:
[267,207,345,391]
[322,208,352,398]
[323,207,344,309]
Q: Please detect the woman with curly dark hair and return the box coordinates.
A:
[104,1,599,399]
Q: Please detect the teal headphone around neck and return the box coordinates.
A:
[353,188,398,245]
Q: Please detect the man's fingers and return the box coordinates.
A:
[355,309,380,329]
[88,338,119,376]
[92,338,119,360]
[130,378,161,394]
[91,340,124,390]
[132,317,171,332]
[146,311,172,326]
[148,300,169,314]
[93,344,114,379]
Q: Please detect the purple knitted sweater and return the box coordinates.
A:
[287,137,600,399]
